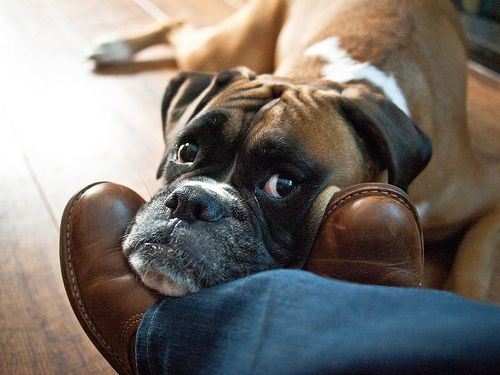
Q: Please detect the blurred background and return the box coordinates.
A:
[454,0,500,72]
[0,0,498,373]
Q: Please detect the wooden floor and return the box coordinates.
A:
[0,0,498,373]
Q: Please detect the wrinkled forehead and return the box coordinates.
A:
[205,79,278,138]
[173,72,355,169]
[169,76,276,147]
[203,77,345,132]
[243,87,354,169]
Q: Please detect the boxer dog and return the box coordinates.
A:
[93,0,500,299]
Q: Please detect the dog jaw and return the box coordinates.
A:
[128,246,199,297]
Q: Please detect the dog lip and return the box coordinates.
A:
[165,217,188,235]
[167,217,188,231]
[141,269,197,297]
[137,241,200,280]
[139,242,176,255]
[125,218,187,254]
[130,242,200,296]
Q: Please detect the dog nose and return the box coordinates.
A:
[165,186,224,223]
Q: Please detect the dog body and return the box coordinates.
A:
[97,0,499,299]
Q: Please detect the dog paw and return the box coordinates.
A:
[87,38,133,67]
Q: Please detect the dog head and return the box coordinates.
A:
[123,69,431,296]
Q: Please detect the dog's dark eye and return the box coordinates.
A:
[177,143,198,163]
[263,174,296,198]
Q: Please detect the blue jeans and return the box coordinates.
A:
[136,270,500,374]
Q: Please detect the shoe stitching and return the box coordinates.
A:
[120,313,144,348]
[325,189,419,229]
[65,188,131,374]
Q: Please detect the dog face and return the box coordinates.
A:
[123,70,431,296]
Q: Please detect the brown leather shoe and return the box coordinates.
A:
[306,183,424,287]
[60,182,158,375]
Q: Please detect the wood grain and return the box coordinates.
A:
[0,0,198,374]
[0,121,113,374]
[0,0,498,374]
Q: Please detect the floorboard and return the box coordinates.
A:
[0,0,498,373]
[0,123,113,374]
[0,0,179,373]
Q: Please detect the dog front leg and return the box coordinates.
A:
[88,21,183,67]
[444,207,500,302]
[89,0,288,73]
[168,0,288,73]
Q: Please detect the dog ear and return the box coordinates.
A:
[157,72,214,178]
[161,72,214,137]
[157,69,255,178]
[337,88,432,191]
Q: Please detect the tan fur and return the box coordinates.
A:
[91,0,500,301]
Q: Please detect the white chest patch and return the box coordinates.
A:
[305,37,411,117]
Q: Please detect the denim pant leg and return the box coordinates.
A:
[136,269,500,375]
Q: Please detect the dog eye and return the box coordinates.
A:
[263,174,296,198]
[177,143,198,163]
